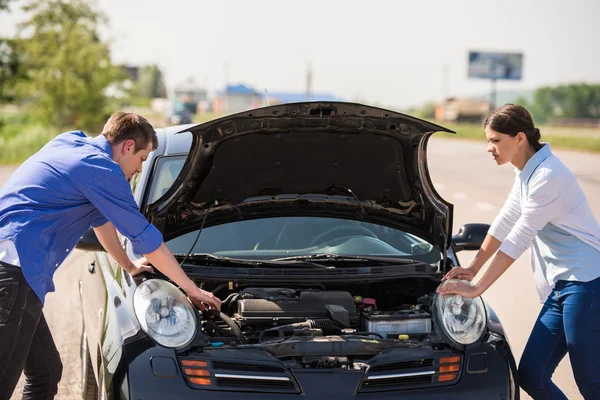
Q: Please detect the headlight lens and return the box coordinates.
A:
[433,279,487,346]
[133,279,197,348]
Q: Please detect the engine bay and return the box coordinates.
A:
[201,280,439,346]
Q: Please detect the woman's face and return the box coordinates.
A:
[485,126,522,166]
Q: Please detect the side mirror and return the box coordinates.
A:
[452,223,490,252]
[76,228,105,252]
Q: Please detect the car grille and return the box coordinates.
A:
[359,355,462,392]
[179,357,300,394]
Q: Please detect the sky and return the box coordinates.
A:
[1,0,599,109]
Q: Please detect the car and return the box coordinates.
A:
[76,102,519,400]
[167,111,193,126]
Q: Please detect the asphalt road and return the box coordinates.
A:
[2,136,599,400]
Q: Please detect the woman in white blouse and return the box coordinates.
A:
[438,104,600,399]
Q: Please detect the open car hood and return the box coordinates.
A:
[146,102,455,251]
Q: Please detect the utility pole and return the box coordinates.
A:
[223,62,230,113]
[490,77,497,113]
[441,64,449,120]
[305,60,312,101]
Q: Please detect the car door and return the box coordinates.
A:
[80,250,110,378]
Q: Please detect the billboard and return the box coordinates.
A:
[468,51,523,80]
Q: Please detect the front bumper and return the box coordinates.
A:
[114,338,517,400]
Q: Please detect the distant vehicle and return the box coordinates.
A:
[77,102,518,399]
[168,111,192,125]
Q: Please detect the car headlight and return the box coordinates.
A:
[133,279,198,348]
[432,279,487,346]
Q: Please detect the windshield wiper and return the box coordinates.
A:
[173,253,334,269]
[272,253,423,265]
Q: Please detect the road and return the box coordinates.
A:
[2,136,599,400]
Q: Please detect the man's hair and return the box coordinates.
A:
[102,112,158,152]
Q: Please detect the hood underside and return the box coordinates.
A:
[146,102,455,251]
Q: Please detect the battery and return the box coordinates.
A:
[361,309,432,337]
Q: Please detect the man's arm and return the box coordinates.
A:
[94,222,153,275]
[79,169,221,310]
[94,222,221,310]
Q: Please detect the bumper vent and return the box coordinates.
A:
[369,358,434,372]
[179,357,300,394]
[360,356,462,392]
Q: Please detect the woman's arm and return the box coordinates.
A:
[438,250,515,297]
[440,169,562,298]
[443,234,501,281]
[443,177,520,281]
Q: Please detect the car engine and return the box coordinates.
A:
[204,286,433,344]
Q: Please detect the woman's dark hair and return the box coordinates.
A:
[484,104,542,151]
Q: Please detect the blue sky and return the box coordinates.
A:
[1,0,599,108]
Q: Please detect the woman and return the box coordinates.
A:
[438,104,600,399]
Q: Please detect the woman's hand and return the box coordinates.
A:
[436,280,482,298]
[442,266,476,282]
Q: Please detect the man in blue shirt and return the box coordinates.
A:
[0,112,221,399]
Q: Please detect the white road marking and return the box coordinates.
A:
[453,191,467,200]
[476,202,497,212]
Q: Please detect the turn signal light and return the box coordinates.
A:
[439,364,460,373]
[181,360,207,367]
[185,368,209,377]
[439,356,460,364]
[438,373,457,382]
[190,377,211,385]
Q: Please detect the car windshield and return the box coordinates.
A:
[165,217,441,264]
[148,156,441,264]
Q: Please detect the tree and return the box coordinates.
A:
[16,0,126,131]
[0,0,15,10]
[0,38,26,104]
[136,64,167,99]
[529,83,600,123]
[0,0,24,105]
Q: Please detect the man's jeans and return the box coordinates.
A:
[0,262,63,400]
[519,277,600,399]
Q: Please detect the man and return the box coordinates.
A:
[0,112,221,399]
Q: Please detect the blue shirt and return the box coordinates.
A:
[0,131,163,303]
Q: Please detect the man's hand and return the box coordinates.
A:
[442,266,476,281]
[187,286,222,311]
[127,257,154,276]
[436,280,482,298]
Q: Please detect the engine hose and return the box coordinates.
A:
[305,318,337,332]
[222,293,240,314]
[218,312,248,344]
[259,318,340,343]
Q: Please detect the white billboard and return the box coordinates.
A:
[468,51,523,81]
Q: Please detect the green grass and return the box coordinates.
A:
[440,123,600,154]
[0,122,61,164]
[192,112,226,124]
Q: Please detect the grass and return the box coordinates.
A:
[0,112,62,164]
[440,123,600,154]
[192,112,227,124]
[0,124,61,164]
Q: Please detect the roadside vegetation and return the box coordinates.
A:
[442,123,600,154]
